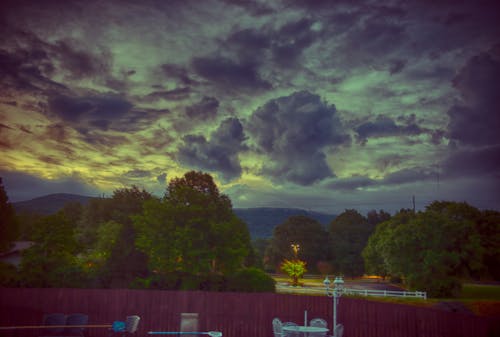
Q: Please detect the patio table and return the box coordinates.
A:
[282,325,329,337]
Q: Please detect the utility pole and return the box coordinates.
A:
[412,195,415,213]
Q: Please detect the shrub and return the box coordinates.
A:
[227,267,276,292]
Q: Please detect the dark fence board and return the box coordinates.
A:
[0,288,497,337]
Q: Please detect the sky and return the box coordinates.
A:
[1,0,499,214]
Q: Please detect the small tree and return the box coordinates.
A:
[0,177,18,252]
[281,259,307,286]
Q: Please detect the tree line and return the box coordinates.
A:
[0,173,274,292]
[262,201,499,297]
[1,173,499,298]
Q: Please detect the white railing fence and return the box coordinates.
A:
[276,285,427,300]
[341,288,427,300]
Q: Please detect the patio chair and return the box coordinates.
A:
[64,313,88,337]
[40,313,66,337]
[125,315,140,335]
[272,318,283,337]
[282,322,299,337]
[109,315,140,337]
[180,313,198,337]
[309,318,327,337]
[333,324,344,337]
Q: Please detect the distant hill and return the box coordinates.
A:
[234,207,336,238]
[13,194,336,238]
[13,193,94,215]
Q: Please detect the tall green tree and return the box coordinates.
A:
[329,209,375,277]
[19,212,83,287]
[75,187,152,287]
[0,177,18,252]
[102,186,152,287]
[477,210,500,280]
[265,215,329,272]
[363,205,484,297]
[134,171,251,281]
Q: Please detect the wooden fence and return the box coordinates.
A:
[0,288,497,337]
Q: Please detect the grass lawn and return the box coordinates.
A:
[273,274,500,316]
[460,283,500,300]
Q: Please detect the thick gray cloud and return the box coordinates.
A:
[325,167,437,191]
[354,115,422,144]
[123,169,151,179]
[443,145,500,179]
[146,87,191,102]
[156,172,167,184]
[177,117,246,181]
[0,170,99,202]
[185,96,219,120]
[446,43,500,147]
[248,91,349,185]
[47,93,165,134]
[161,63,199,86]
[191,56,271,92]
[270,18,319,68]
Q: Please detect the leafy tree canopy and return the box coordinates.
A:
[19,212,82,287]
[329,209,375,277]
[134,171,251,277]
[0,177,18,252]
[266,215,329,272]
[363,204,485,297]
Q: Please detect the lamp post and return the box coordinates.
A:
[324,276,344,337]
[291,243,300,258]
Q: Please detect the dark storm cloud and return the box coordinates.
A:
[161,64,199,86]
[248,91,349,185]
[0,123,14,131]
[146,87,191,101]
[53,40,111,79]
[443,145,500,179]
[222,18,320,72]
[38,155,63,165]
[324,176,375,191]
[270,18,319,68]
[47,93,164,133]
[156,173,167,184]
[446,43,500,147]
[123,169,151,178]
[0,139,12,149]
[389,59,407,75]
[177,117,246,181]
[382,167,436,185]
[185,96,219,120]
[45,123,68,143]
[48,94,132,122]
[75,130,130,151]
[355,115,422,144]
[191,56,271,92]
[0,170,98,202]
[221,0,275,16]
[325,167,436,192]
[0,48,65,92]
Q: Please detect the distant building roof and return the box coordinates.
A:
[0,241,34,267]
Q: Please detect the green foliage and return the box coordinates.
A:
[0,261,19,286]
[266,215,329,272]
[77,186,152,287]
[329,209,375,277]
[363,204,485,298]
[476,210,500,280]
[227,267,276,292]
[19,212,84,287]
[280,259,307,286]
[0,177,18,252]
[134,171,251,280]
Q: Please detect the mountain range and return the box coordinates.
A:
[12,193,336,238]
